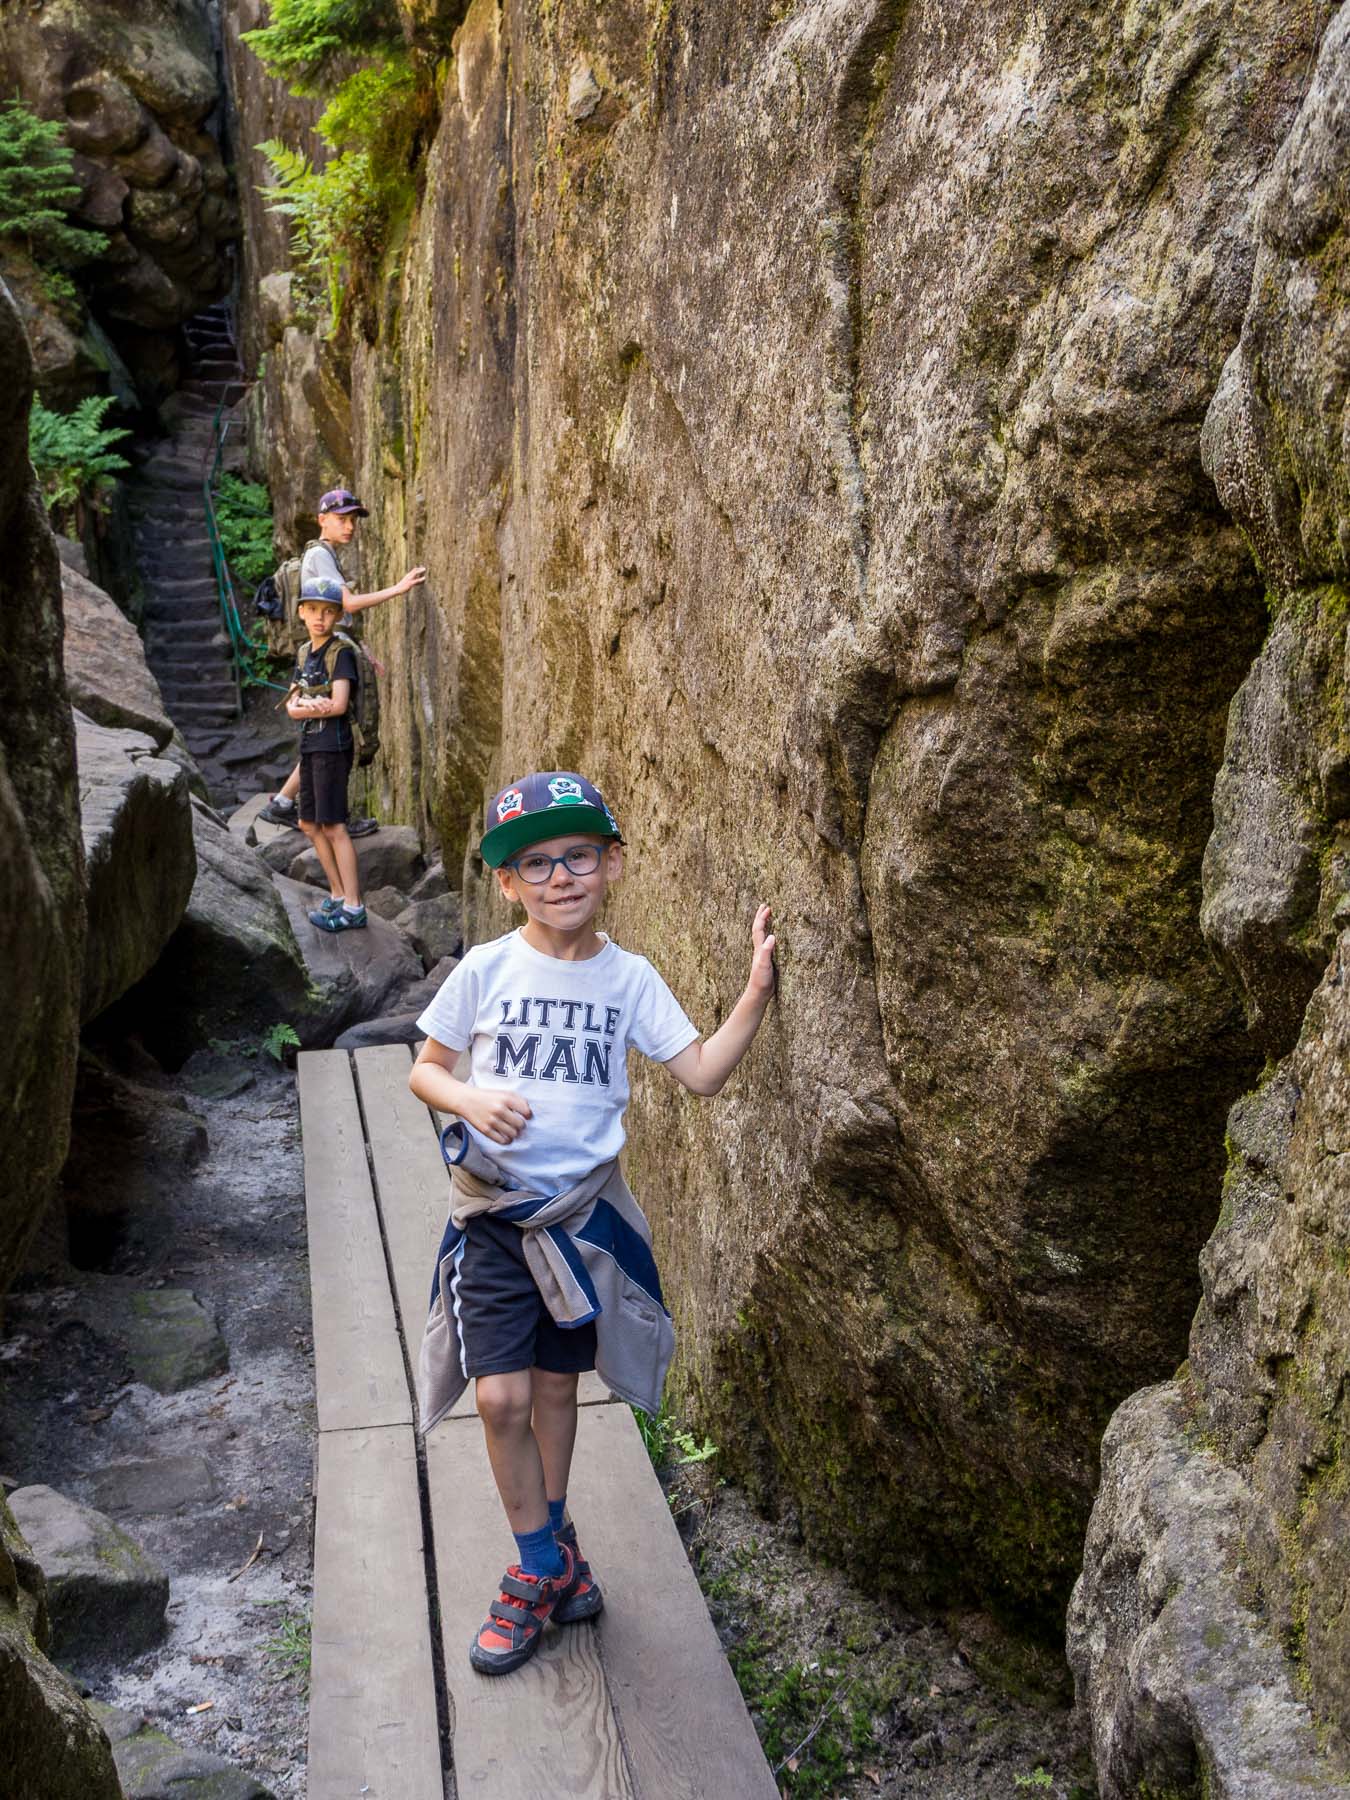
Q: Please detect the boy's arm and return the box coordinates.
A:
[410,1035,534,1146]
[286,680,348,718]
[662,903,776,1098]
[342,566,428,613]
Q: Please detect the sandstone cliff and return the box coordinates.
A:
[1069,10,1350,1792]
[0,281,85,1295]
[229,0,1341,1641]
[0,0,236,400]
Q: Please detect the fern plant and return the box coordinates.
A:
[256,139,390,329]
[241,0,402,93]
[214,473,276,588]
[28,395,130,530]
[0,99,106,265]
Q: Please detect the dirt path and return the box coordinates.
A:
[1,1051,314,1794]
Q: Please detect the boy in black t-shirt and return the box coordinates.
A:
[285,580,367,932]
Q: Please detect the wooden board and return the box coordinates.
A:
[569,1406,780,1800]
[425,1416,636,1799]
[309,1423,443,1800]
[352,1043,455,1343]
[352,1043,617,1420]
[298,1050,410,1432]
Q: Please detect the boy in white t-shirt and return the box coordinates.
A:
[409,770,776,1675]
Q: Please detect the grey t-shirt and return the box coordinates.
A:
[301,540,348,596]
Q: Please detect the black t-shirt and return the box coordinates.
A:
[295,639,358,754]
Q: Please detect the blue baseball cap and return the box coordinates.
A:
[317,487,368,516]
[481,772,622,868]
[298,577,344,608]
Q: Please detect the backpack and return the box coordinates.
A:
[309,632,381,767]
[273,538,322,639]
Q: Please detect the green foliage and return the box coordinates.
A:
[261,1021,301,1062]
[214,473,276,588]
[244,2,442,325]
[727,1646,878,1798]
[0,99,106,265]
[241,0,402,93]
[1014,1772,1054,1791]
[28,395,129,528]
[256,139,391,329]
[633,1404,720,1471]
[260,1602,312,1687]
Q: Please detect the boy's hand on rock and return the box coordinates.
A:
[461,1089,532,1145]
[397,566,428,594]
[746,902,777,1003]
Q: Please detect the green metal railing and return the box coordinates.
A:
[202,394,287,711]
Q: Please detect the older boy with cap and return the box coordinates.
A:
[260,486,426,830]
[409,771,776,1674]
[286,578,367,931]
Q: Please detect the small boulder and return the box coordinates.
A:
[393,955,459,1017]
[395,894,463,968]
[63,565,173,750]
[90,1704,279,1800]
[108,800,344,1063]
[77,712,197,1024]
[364,884,410,921]
[287,823,424,893]
[273,875,423,1038]
[90,1455,217,1516]
[333,1012,425,1051]
[7,1486,168,1663]
[408,861,451,903]
[122,1289,228,1393]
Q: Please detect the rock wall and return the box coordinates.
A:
[229,0,1337,1628]
[1069,10,1350,1792]
[0,0,236,416]
[0,280,86,1295]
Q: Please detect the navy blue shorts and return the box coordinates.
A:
[454,1213,598,1379]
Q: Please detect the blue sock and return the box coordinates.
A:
[513,1522,565,1580]
[548,1496,566,1535]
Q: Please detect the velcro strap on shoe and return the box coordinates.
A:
[500,1574,546,1603]
[489,1598,535,1627]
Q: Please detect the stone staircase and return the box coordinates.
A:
[127,305,245,782]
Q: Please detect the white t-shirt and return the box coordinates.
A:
[416,929,700,1193]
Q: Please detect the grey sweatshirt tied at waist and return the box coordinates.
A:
[416,1126,675,1430]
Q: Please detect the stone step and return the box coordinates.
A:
[142,596,220,623]
[147,635,232,666]
[141,572,218,593]
[141,583,218,606]
[160,695,238,723]
[145,613,228,640]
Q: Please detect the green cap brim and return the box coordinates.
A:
[481,805,620,869]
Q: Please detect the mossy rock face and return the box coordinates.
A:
[0,1497,122,1800]
[0,274,85,1298]
[230,0,1329,1639]
[1073,11,1350,1790]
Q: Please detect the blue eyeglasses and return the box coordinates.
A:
[507,844,606,884]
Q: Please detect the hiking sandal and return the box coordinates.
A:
[469,1544,576,1675]
[553,1521,604,1624]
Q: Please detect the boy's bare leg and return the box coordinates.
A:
[279,765,300,801]
[299,819,343,899]
[324,823,361,906]
[476,1370,549,1535]
[531,1368,581,1506]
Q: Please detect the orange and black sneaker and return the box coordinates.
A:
[469,1544,576,1675]
[553,1520,604,1624]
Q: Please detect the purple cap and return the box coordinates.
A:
[317,487,369,517]
[480,772,622,868]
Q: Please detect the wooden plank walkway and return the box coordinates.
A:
[299,1043,779,1800]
